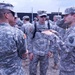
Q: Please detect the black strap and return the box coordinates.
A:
[32,21,50,38]
[47,20,50,29]
[32,22,37,38]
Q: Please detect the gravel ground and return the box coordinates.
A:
[22,57,59,75]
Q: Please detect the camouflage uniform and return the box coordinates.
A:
[21,21,34,39]
[21,19,34,49]
[0,23,26,75]
[51,17,67,68]
[0,3,26,75]
[46,16,61,68]
[16,18,23,29]
[59,25,75,75]
[46,25,61,68]
[52,25,66,39]
[29,22,59,75]
[52,15,61,25]
[59,7,75,75]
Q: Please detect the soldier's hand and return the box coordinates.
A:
[23,34,26,39]
[22,50,28,59]
[29,53,34,61]
[26,50,28,54]
[41,30,53,35]
[50,29,57,33]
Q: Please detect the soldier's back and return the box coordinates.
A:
[0,23,25,75]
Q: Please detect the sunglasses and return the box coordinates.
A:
[40,15,47,18]
[6,11,15,17]
[9,11,15,17]
[64,14,69,17]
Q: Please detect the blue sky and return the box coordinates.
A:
[0,0,75,14]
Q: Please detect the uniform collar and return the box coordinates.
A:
[0,22,10,26]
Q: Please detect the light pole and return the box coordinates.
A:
[58,7,60,15]
[31,7,33,23]
[30,0,33,23]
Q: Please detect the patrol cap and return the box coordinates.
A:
[37,10,47,17]
[54,15,61,20]
[0,3,15,16]
[0,3,14,11]
[22,16,29,20]
[54,15,61,18]
[64,7,75,15]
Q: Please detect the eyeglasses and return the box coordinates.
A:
[8,11,15,17]
[40,15,46,18]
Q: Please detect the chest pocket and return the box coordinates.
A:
[34,38,49,50]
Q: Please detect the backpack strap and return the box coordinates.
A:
[32,22,37,38]
[32,21,50,38]
[47,20,50,29]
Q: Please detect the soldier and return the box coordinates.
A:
[45,15,53,26]
[0,3,27,75]
[59,7,75,75]
[52,15,61,25]
[28,10,52,75]
[21,15,34,45]
[32,17,38,24]
[15,16,23,29]
[40,7,75,74]
[21,15,34,68]
[47,15,62,70]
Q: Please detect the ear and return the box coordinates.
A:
[4,13,9,19]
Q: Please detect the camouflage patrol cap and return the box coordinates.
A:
[65,7,75,15]
[54,15,61,20]
[22,16,29,20]
[0,3,15,16]
[54,15,61,18]
[0,3,14,12]
[37,10,47,16]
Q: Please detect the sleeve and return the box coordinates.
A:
[62,33,75,53]
[49,35,60,53]
[56,33,75,53]
[20,25,26,33]
[14,29,26,59]
[27,24,35,53]
[27,38,33,53]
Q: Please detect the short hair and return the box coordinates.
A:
[0,9,7,19]
[37,10,47,17]
[0,3,15,19]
